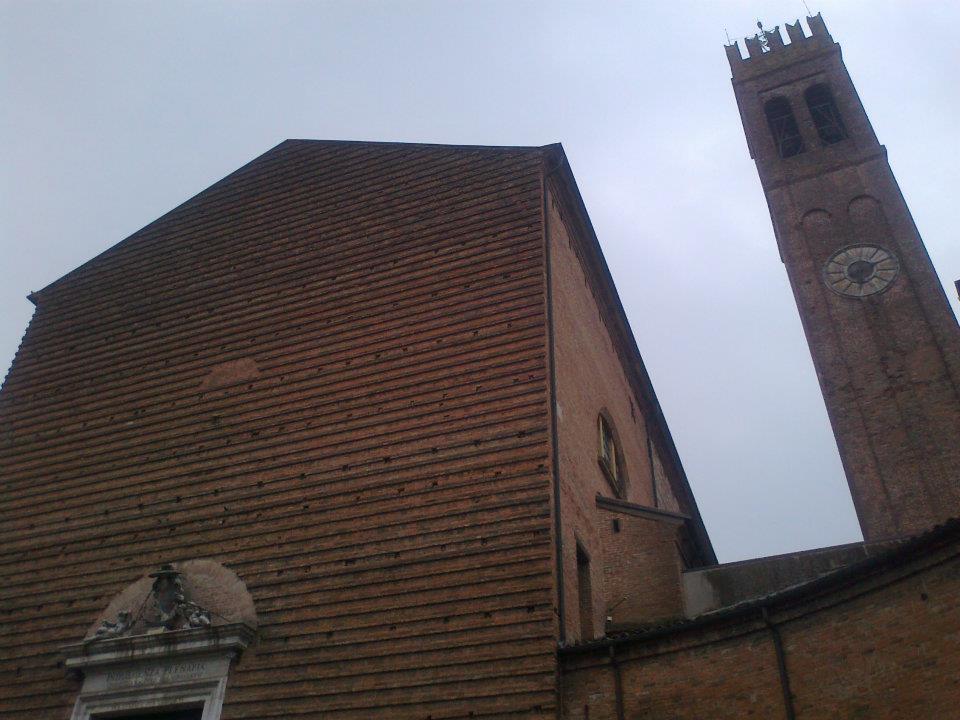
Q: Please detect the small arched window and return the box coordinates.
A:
[764,97,805,158]
[805,84,847,145]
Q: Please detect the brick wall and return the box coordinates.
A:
[561,529,960,718]
[782,545,960,717]
[0,141,558,719]
[545,182,685,643]
[596,501,685,629]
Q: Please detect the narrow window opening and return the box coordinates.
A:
[647,433,659,508]
[598,414,624,497]
[612,519,621,533]
[764,97,805,158]
[805,83,847,145]
[576,543,594,639]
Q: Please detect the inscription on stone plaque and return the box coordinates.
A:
[104,661,209,689]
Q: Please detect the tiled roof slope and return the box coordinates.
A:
[0,140,557,718]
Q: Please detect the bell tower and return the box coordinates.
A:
[726,15,960,541]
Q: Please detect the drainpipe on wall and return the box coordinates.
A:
[762,606,796,720]
[608,645,625,720]
[543,154,567,646]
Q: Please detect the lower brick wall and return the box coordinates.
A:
[783,551,960,718]
[562,623,782,720]
[597,504,685,629]
[561,533,960,718]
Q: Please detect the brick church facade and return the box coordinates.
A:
[1,14,957,720]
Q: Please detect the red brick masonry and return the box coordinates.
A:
[560,519,960,719]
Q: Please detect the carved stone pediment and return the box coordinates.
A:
[64,559,257,720]
[84,559,257,642]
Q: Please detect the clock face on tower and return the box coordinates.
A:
[823,244,900,298]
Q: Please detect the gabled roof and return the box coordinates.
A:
[24,138,715,565]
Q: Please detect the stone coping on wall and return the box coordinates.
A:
[595,494,689,524]
[682,537,904,617]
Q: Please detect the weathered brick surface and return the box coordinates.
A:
[0,140,720,718]
[562,622,783,719]
[784,550,960,717]
[0,141,557,719]
[561,527,960,718]
[596,504,685,628]
[728,18,960,541]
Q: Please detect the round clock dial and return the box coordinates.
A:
[823,244,899,298]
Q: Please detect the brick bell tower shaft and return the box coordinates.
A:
[726,15,960,541]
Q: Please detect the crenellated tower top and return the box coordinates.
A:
[724,13,881,190]
[726,14,833,80]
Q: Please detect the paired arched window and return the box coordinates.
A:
[805,84,847,145]
[764,97,805,158]
[765,84,848,159]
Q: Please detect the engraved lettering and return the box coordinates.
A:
[103,661,207,688]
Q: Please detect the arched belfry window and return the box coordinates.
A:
[805,84,847,145]
[764,97,805,158]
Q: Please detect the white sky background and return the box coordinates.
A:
[1,0,958,562]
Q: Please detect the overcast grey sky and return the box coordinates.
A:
[2,1,958,562]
